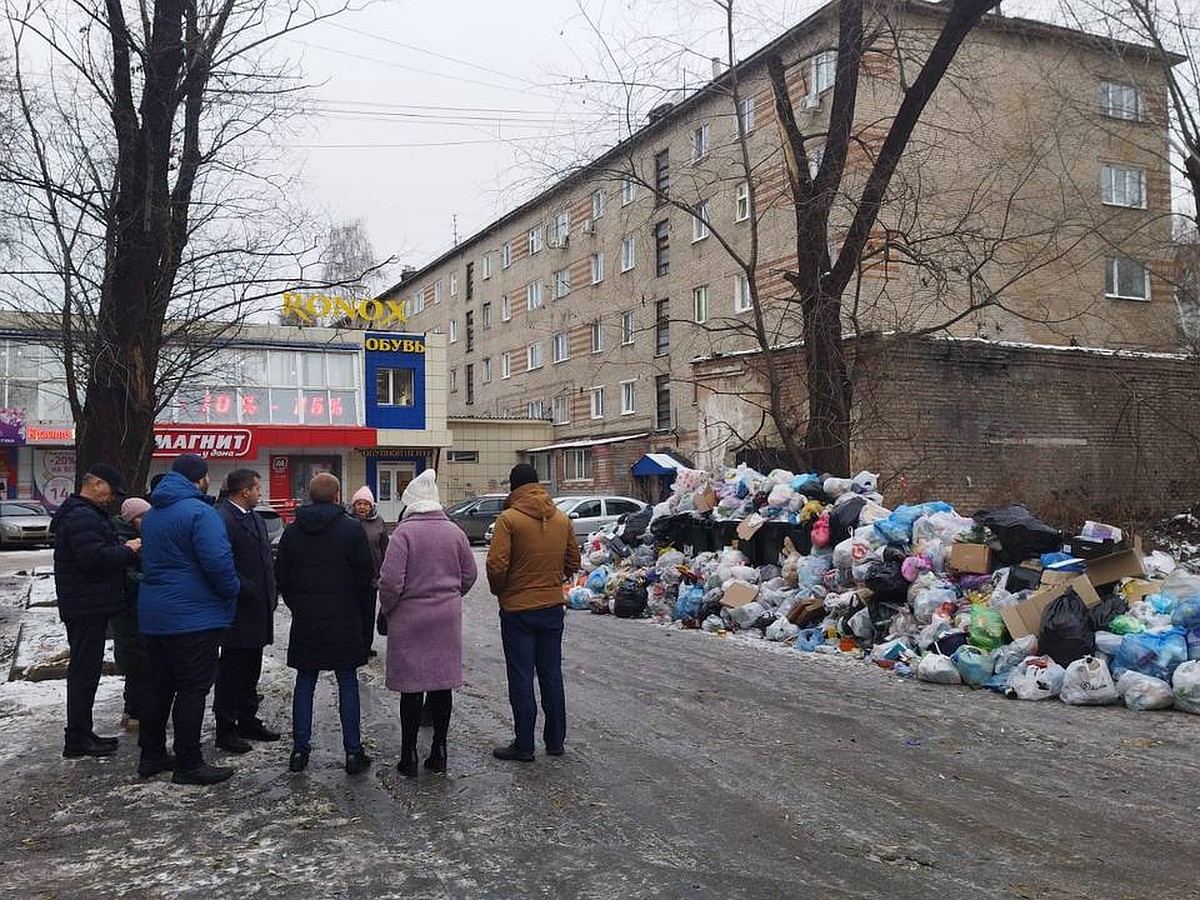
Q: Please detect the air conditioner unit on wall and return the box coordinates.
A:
[800,93,821,111]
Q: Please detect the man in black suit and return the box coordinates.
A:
[213,468,280,753]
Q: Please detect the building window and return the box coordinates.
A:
[528,226,544,255]
[528,451,551,481]
[434,279,444,304]
[527,281,544,311]
[447,450,479,462]
[554,268,571,298]
[465,310,475,351]
[692,123,710,161]
[620,379,636,415]
[656,375,672,430]
[621,177,636,206]
[465,363,475,405]
[590,386,605,419]
[482,253,493,280]
[552,395,571,424]
[655,299,670,356]
[565,448,593,481]
[734,273,752,312]
[693,285,709,324]
[592,188,605,219]
[528,399,547,419]
[654,149,670,205]
[501,294,512,322]
[655,220,670,277]
[1105,257,1150,301]
[621,236,636,272]
[501,242,512,268]
[812,50,836,95]
[482,301,492,329]
[449,272,458,297]
[735,182,750,222]
[553,210,570,245]
[527,341,544,370]
[590,319,604,353]
[738,96,755,134]
[482,357,492,383]
[621,311,635,345]
[1101,164,1146,208]
[465,262,474,300]
[501,351,512,379]
[591,252,604,284]
[1100,81,1142,121]
[448,320,458,343]
[692,201,710,242]
[411,289,426,315]
[552,331,570,363]
[449,369,457,394]
[377,369,414,406]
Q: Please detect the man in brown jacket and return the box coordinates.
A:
[486,463,581,761]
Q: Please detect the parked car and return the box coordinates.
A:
[256,506,284,557]
[447,494,507,544]
[0,500,53,549]
[483,495,647,544]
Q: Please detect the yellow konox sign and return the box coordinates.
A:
[282,291,407,326]
[364,336,426,353]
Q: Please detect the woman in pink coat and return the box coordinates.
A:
[378,470,477,776]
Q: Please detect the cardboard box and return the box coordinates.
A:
[999,574,1102,639]
[719,580,760,608]
[1118,578,1160,604]
[693,486,717,514]
[1040,568,1082,587]
[949,542,993,574]
[1085,548,1146,588]
[736,513,765,541]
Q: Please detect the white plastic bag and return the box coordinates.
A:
[1060,656,1119,706]
[765,617,799,642]
[917,653,961,685]
[1173,660,1200,714]
[1006,655,1065,701]
[727,601,766,629]
[993,635,1038,674]
[1115,671,1175,711]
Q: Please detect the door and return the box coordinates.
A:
[376,461,416,523]
[290,456,342,504]
[567,497,604,538]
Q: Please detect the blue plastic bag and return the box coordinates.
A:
[982,670,1011,693]
[1111,628,1189,682]
[955,645,995,687]
[874,502,954,544]
[673,585,704,620]
[585,568,609,593]
[794,627,823,652]
[567,587,593,610]
[1172,598,1200,630]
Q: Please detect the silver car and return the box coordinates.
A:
[483,494,647,543]
[0,500,53,548]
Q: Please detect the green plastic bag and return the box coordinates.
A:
[1109,614,1145,635]
[968,605,1007,651]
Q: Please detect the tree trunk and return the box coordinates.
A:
[802,289,852,476]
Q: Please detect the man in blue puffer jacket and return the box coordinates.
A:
[138,454,240,786]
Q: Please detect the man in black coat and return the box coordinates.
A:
[275,472,375,775]
[52,463,141,758]
[212,468,280,753]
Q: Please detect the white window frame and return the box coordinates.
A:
[692,201,711,242]
[735,182,750,222]
[693,285,709,324]
[591,252,604,284]
[592,188,605,219]
[501,295,512,322]
[449,368,457,393]
[620,379,636,415]
[1100,81,1142,122]
[434,279,444,303]
[620,236,636,272]
[553,210,570,245]
[501,351,512,379]
[449,319,458,343]
[1105,257,1151,301]
[527,281,544,311]
[590,386,605,420]
[528,400,547,419]
[734,273,752,312]
[527,341,544,370]
[552,395,571,425]
[692,122,710,161]
[501,242,513,268]
[738,96,755,135]
[621,311,635,345]
[564,447,593,482]
[449,272,458,297]
[621,177,636,206]
[812,50,836,96]
[554,268,571,298]
[552,331,570,363]
[590,319,604,354]
[412,289,426,315]
[528,226,544,255]
[482,253,493,280]
[1101,163,1147,208]
[482,357,492,383]
[482,302,492,329]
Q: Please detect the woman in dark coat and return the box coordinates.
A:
[274,473,376,775]
[110,498,151,732]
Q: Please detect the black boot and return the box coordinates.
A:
[172,763,235,786]
[288,750,309,773]
[424,742,447,774]
[138,752,177,778]
[492,741,534,762]
[216,730,253,754]
[63,733,119,758]
[345,750,372,775]
[397,750,418,778]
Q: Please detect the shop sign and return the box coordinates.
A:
[26,425,75,444]
[363,336,425,354]
[0,408,26,446]
[35,449,75,510]
[282,291,407,327]
[153,427,253,459]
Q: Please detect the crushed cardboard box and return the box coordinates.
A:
[948,542,993,574]
[1000,574,1101,640]
[720,580,760,609]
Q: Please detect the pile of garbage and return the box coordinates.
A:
[566,465,1200,715]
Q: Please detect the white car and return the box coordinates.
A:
[483,495,647,543]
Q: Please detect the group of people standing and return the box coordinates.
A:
[52,456,580,786]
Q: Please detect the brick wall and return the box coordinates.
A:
[694,336,1200,523]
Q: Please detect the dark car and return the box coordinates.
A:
[447,494,507,544]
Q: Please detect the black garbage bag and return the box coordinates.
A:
[1039,589,1095,666]
[828,496,868,545]
[1088,592,1127,632]
[612,580,648,618]
[619,506,653,543]
[863,558,908,604]
[973,504,1063,564]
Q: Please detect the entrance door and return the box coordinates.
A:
[290,456,342,504]
[376,461,416,523]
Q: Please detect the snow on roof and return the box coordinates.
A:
[524,432,649,453]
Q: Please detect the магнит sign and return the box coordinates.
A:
[153,427,253,459]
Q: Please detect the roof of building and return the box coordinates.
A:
[524,432,650,453]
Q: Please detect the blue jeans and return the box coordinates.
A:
[291,669,362,754]
[499,606,566,753]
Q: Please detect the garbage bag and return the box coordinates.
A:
[673,585,704,621]
[585,567,609,593]
[1111,628,1189,682]
[1115,671,1175,711]
[1060,656,1119,705]
[1109,614,1145,635]
[728,601,766,629]
[1094,631,1122,655]
[874,502,954,544]
[982,670,1011,693]
[765,617,800,642]
[863,558,908,604]
[828,496,867,544]
[618,506,653,543]
[968,605,1007,652]
[1189,627,1200,661]
[917,653,961,685]
[1172,598,1200,631]
[955,645,995,687]
[1005,655,1066,701]
[1088,593,1128,632]
[994,635,1038,674]
[701,614,725,633]
[612,581,648,618]
[1174,660,1200,714]
[1039,590,1095,667]
[913,586,958,625]
[567,587,594,610]
[973,504,1063,564]
[794,627,823,652]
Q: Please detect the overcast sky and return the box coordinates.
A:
[278,0,1058,282]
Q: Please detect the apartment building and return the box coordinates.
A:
[383,0,1178,493]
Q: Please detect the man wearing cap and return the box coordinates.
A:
[52,463,142,758]
[486,463,581,762]
[138,454,241,786]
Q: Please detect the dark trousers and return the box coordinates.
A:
[399,690,451,757]
[109,605,149,719]
[140,629,221,771]
[213,646,264,733]
[499,606,566,753]
[64,617,109,743]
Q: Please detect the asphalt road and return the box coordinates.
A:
[1,548,1198,899]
